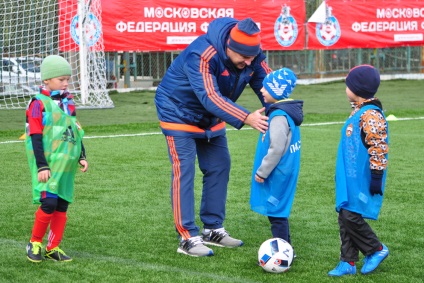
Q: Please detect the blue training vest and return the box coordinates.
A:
[335,105,389,220]
[250,109,301,217]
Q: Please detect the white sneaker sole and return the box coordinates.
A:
[203,240,243,248]
[176,247,214,257]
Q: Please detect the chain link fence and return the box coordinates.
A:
[107,46,423,88]
[105,0,423,88]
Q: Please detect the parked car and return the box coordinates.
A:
[0,57,42,84]
[0,83,38,97]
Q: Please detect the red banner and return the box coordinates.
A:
[60,0,423,52]
[59,0,306,51]
[59,0,104,51]
[58,0,78,51]
[100,0,305,51]
[307,0,424,50]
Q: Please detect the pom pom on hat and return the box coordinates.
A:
[263,68,297,100]
[41,55,72,81]
[227,18,261,56]
[345,65,380,99]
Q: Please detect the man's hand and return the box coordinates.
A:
[244,107,268,133]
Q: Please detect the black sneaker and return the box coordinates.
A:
[202,228,243,248]
[26,241,43,263]
[44,247,72,262]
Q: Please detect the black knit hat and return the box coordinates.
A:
[345,65,380,99]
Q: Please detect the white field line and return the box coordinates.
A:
[0,238,262,283]
[1,116,423,145]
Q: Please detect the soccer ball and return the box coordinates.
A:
[258,238,294,273]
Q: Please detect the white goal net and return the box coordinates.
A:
[0,0,114,109]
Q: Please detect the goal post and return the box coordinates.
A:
[0,0,114,109]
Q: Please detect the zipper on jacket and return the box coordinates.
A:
[229,74,240,100]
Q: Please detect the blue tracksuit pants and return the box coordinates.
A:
[165,134,230,240]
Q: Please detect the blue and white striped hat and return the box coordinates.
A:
[263,68,297,100]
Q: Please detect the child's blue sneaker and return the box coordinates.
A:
[328,261,356,277]
[361,244,389,275]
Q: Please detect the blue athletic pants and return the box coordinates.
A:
[166,134,231,239]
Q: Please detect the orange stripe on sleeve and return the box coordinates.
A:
[205,78,247,120]
[199,48,248,121]
[261,60,273,74]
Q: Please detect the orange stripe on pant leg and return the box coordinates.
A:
[166,136,191,240]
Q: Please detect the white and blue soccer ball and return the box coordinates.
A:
[258,238,294,273]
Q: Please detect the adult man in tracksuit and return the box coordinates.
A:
[155,17,271,257]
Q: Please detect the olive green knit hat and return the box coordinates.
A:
[40,55,72,80]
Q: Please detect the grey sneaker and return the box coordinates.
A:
[202,228,243,248]
[177,236,214,257]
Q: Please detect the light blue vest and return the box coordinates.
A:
[335,105,389,220]
[250,110,301,217]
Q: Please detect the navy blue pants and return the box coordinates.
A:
[166,134,230,240]
[268,216,291,244]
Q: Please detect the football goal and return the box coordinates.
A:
[0,0,114,109]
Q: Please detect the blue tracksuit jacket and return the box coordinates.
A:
[155,17,271,137]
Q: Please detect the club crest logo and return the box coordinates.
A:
[316,4,341,46]
[346,123,353,137]
[274,5,298,47]
[71,12,102,47]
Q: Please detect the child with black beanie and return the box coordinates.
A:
[328,65,389,277]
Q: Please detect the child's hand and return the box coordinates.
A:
[79,160,88,172]
[255,174,264,183]
[38,170,51,183]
